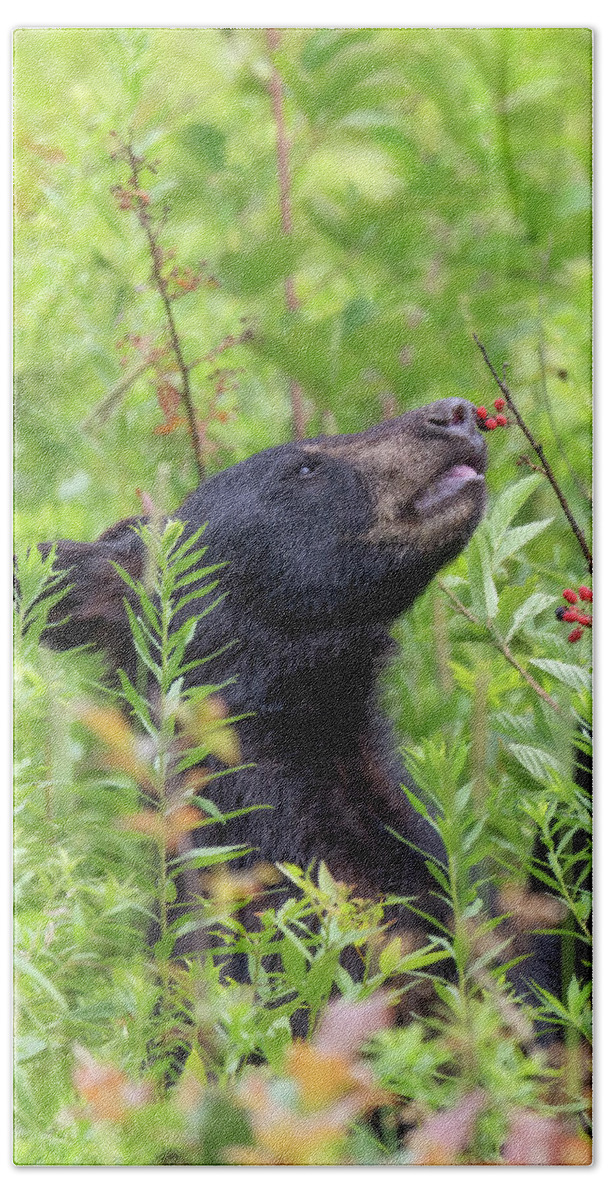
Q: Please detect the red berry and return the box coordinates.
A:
[576,613,592,627]
[495,414,508,427]
[562,589,578,604]
[562,609,578,622]
[476,406,488,420]
[485,418,498,430]
[579,586,593,602]
[494,398,506,411]
[568,628,583,643]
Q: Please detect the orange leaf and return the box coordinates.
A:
[500,884,565,929]
[205,862,281,906]
[120,811,164,841]
[285,1043,357,1108]
[72,1045,151,1123]
[179,695,241,766]
[121,803,205,850]
[232,1066,380,1166]
[28,140,67,164]
[253,1114,347,1165]
[77,705,153,787]
[153,416,186,435]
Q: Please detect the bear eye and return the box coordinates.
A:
[298,462,317,478]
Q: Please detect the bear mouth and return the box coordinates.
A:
[413,461,485,517]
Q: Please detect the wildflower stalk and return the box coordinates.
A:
[126,142,205,481]
[535,812,591,944]
[153,540,174,1002]
[111,519,237,1066]
[446,842,478,1090]
[110,137,205,481]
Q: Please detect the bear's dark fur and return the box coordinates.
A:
[39,397,566,1011]
[41,398,485,931]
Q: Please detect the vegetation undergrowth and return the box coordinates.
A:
[15,504,591,1165]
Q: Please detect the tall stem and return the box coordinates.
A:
[154,583,172,1001]
[125,143,205,482]
[444,789,478,1089]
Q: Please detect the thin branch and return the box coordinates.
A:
[81,358,156,430]
[515,454,547,477]
[473,334,592,574]
[123,142,205,482]
[438,582,564,719]
[266,28,306,440]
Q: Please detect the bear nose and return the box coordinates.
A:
[422,397,478,435]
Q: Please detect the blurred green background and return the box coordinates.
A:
[14,27,591,546]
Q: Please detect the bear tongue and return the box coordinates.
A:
[414,464,481,515]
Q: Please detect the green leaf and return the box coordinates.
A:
[493,517,553,566]
[170,845,250,870]
[396,946,451,973]
[174,565,219,591]
[424,860,449,893]
[172,580,219,616]
[506,742,561,784]
[174,556,219,582]
[167,615,198,655]
[506,592,556,641]
[111,559,141,595]
[486,475,542,547]
[529,658,591,690]
[299,948,340,1005]
[466,528,498,619]
[342,296,378,334]
[176,524,208,556]
[317,860,340,899]
[124,603,160,679]
[280,934,311,988]
[300,28,370,71]
[14,954,68,1009]
[117,669,154,735]
[15,1035,48,1063]
[15,544,73,643]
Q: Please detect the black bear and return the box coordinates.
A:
[43,394,581,1030]
[37,395,575,1025]
[39,398,486,945]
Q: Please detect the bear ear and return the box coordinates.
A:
[35,517,145,661]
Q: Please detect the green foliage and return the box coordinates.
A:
[14,27,591,1165]
[14,544,71,645]
[15,28,591,541]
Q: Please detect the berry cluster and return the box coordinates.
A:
[555,586,593,643]
[476,398,508,431]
